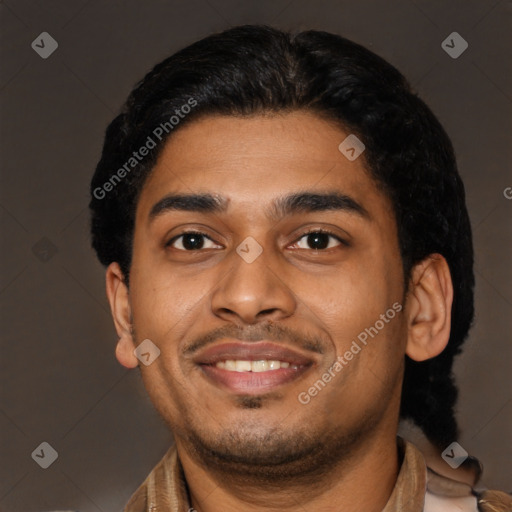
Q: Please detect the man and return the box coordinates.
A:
[89,25,511,512]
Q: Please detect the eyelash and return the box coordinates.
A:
[166,228,348,251]
[294,228,349,249]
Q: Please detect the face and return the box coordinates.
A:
[121,111,409,476]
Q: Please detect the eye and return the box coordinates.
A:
[291,230,346,250]
[166,231,222,251]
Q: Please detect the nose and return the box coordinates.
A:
[210,244,297,325]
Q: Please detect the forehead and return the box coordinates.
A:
[136,111,393,223]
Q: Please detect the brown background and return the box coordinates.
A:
[1,1,511,511]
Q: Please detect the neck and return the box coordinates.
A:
[176,428,400,512]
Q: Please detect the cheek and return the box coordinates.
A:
[129,256,215,335]
[295,260,400,335]
[293,247,405,389]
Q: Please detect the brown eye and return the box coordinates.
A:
[292,230,346,250]
[167,231,221,251]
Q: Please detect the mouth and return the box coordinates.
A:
[194,341,316,394]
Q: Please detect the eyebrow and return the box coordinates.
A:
[148,191,370,222]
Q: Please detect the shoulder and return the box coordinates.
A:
[425,490,478,511]
[474,490,512,512]
[398,424,512,512]
[425,467,512,512]
[425,489,512,512]
[124,446,177,511]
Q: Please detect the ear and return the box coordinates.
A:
[105,262,138,369]
[405,254,453,361]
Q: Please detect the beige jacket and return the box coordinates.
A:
[124,439,511,511]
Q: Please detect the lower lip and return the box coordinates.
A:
[199,364,311,394]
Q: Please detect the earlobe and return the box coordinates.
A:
[106,262,139,369]
[115,335,139,369]
[405,254,453,362]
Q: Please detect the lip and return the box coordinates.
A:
[194,341,315,365]
[194,341,316,394]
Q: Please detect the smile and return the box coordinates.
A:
[214,360,297,371]
[194,341,315,394]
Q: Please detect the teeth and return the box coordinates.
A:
[224,360,237,371]
[252,360,269,372]
[215,360,297,372]
[235,360,252,372]
[268,360,280,370]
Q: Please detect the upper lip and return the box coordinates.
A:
[193,341,315,366]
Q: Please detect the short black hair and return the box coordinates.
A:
[90,25,474,450]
